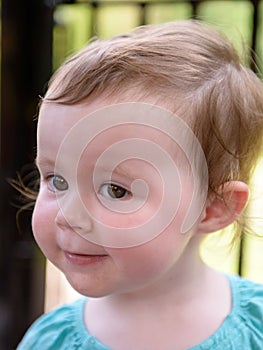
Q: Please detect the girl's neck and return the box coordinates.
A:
[88,253,211,310]
[84,263,231,350]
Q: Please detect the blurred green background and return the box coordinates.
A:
[53,0,263,73]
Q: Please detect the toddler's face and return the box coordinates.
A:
[33,99,206,297]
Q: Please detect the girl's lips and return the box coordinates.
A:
[64,251,108,266]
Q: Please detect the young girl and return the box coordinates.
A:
[18,20,263,349]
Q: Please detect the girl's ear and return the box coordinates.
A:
[198,181,249,234]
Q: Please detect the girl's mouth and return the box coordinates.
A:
[64,251,108,266]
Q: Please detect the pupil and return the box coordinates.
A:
[54,176,68,190]
[109,185,126,198]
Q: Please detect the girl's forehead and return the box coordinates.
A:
[37,100,201,173]
[38,100,182,151]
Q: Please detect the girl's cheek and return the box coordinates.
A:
[32,194,55,243]
[32,203,45,244]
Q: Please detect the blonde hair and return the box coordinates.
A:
[45,20,263,200]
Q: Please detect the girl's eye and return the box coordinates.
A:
[47,175,68,192]
[100,183,131,199]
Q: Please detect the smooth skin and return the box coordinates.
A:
[33,98,248,350]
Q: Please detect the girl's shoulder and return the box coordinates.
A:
[191,274,263,350]
[227,274,263,331]
[16,297,109,350]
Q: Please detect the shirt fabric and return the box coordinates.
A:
[17,274,263,349]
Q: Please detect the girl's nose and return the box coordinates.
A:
[55,194,93,235]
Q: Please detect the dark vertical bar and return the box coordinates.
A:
[190,0,201,20]
[239,0,260,275]
[90,1,99,37]
[139,2,147,26]
[250,0,260,72]
[0,0,53,348]
[239,0,260,276]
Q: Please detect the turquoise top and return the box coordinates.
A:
[17,275,263,349]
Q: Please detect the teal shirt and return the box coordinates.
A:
[17,275,263,349]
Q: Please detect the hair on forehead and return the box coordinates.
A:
[43,20,263,207]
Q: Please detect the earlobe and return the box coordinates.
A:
[198,181,249,234]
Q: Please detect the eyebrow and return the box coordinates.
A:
[115,163,133,177]
[34,157,55,169]
[95,163,134,180]
[35,157,136,180]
